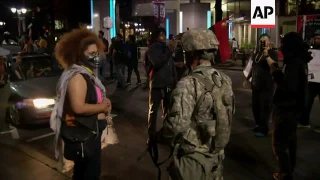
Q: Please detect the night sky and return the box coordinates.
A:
[0,0,91,36]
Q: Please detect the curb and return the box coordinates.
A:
[0,139,71,179]
[214,67,244,71]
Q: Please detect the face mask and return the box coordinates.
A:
[83,52,100,68]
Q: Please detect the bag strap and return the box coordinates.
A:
[191,72,215,113]
[137,132,183,180]
[191,72,218,152]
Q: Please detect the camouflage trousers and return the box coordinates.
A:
[168,147,224,180]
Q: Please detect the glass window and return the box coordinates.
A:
[228,23,233,39]
[286,0,297,15]
[298,0,320,15]
[55,20,64,30]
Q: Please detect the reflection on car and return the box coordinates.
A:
[6,53,62,126]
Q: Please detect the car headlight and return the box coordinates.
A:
[33,98,55,108]
[21,98,56,109]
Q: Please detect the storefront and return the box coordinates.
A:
[132,0,278,48]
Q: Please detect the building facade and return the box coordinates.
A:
[133,0,278,48]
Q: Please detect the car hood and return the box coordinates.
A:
[10,76,60,99]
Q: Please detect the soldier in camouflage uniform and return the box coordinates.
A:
[162,28,235,180]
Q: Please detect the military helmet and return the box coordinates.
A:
[181,28,219,52]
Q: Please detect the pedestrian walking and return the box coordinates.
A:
[112,34,128,88]
[232,38,238,61]
[126,35,141,85]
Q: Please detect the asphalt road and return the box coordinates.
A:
[2,66,320,180]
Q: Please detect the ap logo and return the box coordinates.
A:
[251,0,275,28]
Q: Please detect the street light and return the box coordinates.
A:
[11,8,27,14]
[11,7,27,36]
[11,8,17,13]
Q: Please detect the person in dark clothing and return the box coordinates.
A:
[265,32,312,180]
[143,38,152,89]
[108,37,116,79]
[146,27,177,143]
[112,34,127,88]
[98,30,109,81]
[0,56,12,134]
[126,35,141,85]
[173,40,186,81]
[244,34,278,137]
[299,30,320,133]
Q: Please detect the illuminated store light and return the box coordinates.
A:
[90,0,94,30]
[207,11,211,29]
[166,18,169,39]
[179,11,183,33]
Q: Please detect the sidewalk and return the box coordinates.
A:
[0,140,68,180]
[213,59,244,71]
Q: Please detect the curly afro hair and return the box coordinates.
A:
[55,29,104,68]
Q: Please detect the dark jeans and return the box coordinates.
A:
[127,62,141,83]
[148,88,172,140]
[252,89,274,134]
[72,120,106,180]
[115,64,126,87]
[109,58,114,78]
[176,67,186,81]
[272,107,299,176]
[300,82,320,125]
[232,48,237,61]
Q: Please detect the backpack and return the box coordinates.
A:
[168,67,235,180]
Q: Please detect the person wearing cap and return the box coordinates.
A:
[162,28,234,180]
[299,30,320,133]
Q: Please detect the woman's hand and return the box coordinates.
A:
[101,98,112,113]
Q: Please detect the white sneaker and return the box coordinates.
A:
[297,124,311,128]
[313,127,320,133]
[0,127,14,135]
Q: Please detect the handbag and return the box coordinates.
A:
[60,120,98,161]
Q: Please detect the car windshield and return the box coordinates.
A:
[9,55,62,82]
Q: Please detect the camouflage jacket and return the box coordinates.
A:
[163,63,233,156]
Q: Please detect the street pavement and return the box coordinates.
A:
[1,63,320,180]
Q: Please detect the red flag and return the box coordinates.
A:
[214,18,230,62]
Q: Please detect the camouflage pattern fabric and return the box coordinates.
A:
[181,29,219,52]
[163,63,234,180]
